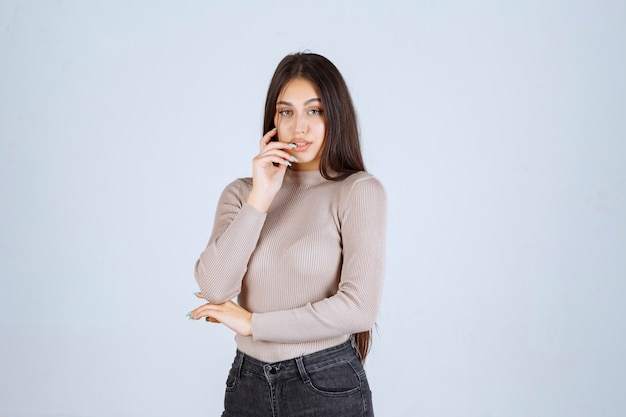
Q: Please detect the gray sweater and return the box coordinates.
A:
[195,168,386,362]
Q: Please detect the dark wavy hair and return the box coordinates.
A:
[262,52,366,181]
[262,52,372,361]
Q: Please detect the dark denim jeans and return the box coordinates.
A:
[221,341,374,416]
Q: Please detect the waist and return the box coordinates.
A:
[233,340,359,382]
[235,334,351,363]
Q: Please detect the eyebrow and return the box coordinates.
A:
[276,98,322,106]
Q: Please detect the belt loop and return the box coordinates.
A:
[295,356,310,384]
[233,350,244,379]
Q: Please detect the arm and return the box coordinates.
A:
[251,175,387,343]
[194,128,295,303]
[194,180,267,303]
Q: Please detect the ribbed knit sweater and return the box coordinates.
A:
[194,168,386,363]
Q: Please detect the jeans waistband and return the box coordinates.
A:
[233,341,359,383]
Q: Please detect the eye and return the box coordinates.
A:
[278,109,293,116]
[308,109,323,116]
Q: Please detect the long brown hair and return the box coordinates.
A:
[263,52,372,361]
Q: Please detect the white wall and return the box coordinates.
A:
[1,1,624,416]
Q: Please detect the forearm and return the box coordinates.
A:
[251,284,382,343]
[195,202,267,303]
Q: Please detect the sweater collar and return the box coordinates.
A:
[283,168,327,185]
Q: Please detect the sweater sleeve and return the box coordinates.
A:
[194,179,267,303]
[251,175,386,343]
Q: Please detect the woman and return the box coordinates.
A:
[188,52,386,416]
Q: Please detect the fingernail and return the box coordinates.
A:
[291,156,299,162]
[289,143,297,149]
[186,311,192,319]
[285,161,292,167]
[192,292,200,296]
[271,127,277,131]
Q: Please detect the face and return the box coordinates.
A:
[274,77,326,171]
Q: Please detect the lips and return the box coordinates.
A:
[290,141,311,152]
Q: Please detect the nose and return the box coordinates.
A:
[294,113,307,134]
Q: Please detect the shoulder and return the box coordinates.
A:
[224,177,253,191]
[335,171,386,225]
[340,171,386,199]
[218,177,253,202]
[335,171,386,215]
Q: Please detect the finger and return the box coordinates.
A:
[262,139,298,153]
[255,153,293,168]
[188,302,217,320]
[258,147,298,162]
[189,302,226,320]
[193,292,203,298]
[197,303,230,321]
[260,128,278,150]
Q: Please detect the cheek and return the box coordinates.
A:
[275,114,290,130]
[315,119,326,135]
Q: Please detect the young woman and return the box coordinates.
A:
[188,52,386,416]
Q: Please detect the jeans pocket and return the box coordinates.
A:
[224,361,241,392]
[306,360,362,396]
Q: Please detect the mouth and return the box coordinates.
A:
[289,140,311,152]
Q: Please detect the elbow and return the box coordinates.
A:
[193,258,209,291]
[354,307,378,333]
[193,258,240,303]
[342,295,379,334]
[341,287,381,333]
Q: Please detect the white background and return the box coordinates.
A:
[1,1,625,416]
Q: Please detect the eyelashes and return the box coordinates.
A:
[276,108,324,117]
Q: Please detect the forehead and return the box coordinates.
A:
[277,78,320,101]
